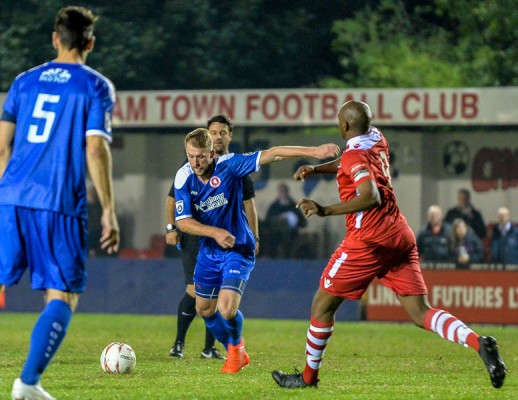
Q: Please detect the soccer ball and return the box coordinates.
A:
[100,342,136,374]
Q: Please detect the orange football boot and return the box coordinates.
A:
[219,340,250,374]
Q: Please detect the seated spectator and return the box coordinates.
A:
[491,207,518,265]
[264,182,307,258]
[450,218,485,269]
[445,188,486,239]
[416,205,452,262]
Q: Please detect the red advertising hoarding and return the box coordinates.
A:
[367,270,518,324]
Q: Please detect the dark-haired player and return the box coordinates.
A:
[0,6,119,399]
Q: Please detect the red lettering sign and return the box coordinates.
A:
[367,270,518,324]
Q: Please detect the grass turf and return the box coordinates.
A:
[0,313,516,399]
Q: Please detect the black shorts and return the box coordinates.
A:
[180,232,199,285]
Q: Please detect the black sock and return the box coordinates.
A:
[174,293,196,344]
[204,326,216,350]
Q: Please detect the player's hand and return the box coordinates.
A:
[294,165,315,181]
[296,198,326,218]
[166,230,180,246]
[100,209,120,254]
[214,229,236,249]
[314,143,340,159]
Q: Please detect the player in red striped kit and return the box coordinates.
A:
[271,100,506,390]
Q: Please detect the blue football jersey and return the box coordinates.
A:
[174,152,261,251]
[0,61,115,218]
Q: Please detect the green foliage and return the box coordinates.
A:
[325,0,518,88]
[435,0,518,86]
[326,0,466,88]
[1,1,517,91]
[0,0,344,90]
[1,313,516,399]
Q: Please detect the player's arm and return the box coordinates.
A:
[176,217,236,249]
[259,144,340,165]
[86,135,120,254]
[244,198,260,255]
[293,157,341,181]
[0,120,15,178]
[165,195,180,246]
[297,179,381,218]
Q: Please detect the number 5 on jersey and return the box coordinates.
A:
[28,93,60,143]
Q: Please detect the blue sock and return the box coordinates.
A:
[20,299,72,385]
[203,310,229,350]
[222,309,244,346]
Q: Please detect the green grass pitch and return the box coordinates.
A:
[0,313,516,399]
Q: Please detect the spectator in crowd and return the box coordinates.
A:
[416,205,452,262]
[264,182,307,258]
[445,188,486,239]
[490,207,518,265]
[451,218,485,269]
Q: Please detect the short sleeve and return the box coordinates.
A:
[341,150,374,186]
[86,77,115,143]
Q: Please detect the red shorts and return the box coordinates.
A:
[320,225,427,300]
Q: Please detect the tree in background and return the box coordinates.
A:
[1,0,517,91]
[325,0,518,88]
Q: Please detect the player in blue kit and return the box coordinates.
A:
[0,6,119,400]
[174,128,339,373]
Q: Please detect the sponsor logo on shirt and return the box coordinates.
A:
[195,193,228,213]
[39,68,72,83]
[190,190,198,195]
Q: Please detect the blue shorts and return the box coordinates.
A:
[194,247,255,299]
[0,206,87,292]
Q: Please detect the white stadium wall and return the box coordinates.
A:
[110,129,518,251]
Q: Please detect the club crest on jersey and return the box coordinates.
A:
[210,176,221,188]
[175,200,184,214]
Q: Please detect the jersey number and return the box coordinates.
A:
[379,150,393,188]
[27,94,60,143]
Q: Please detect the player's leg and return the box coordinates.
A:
[398,294,506,388]
[217,286,250,374]
[196,294,230,349]
[217,251,255,374]
[13,209,86,399]
[20,290,77,382]
[170,284,196,358]
[274,243,376,389]
[385,226,506,388]
[171,235,198,357]
[272,287,342,388]
[193,252,230,353]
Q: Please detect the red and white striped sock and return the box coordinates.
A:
[424,308,480,351]
[302,317,334,385]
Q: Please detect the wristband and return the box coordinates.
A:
[166,223,177,233]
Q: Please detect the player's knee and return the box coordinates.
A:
[218,305,237,320]
[46,289,80,312]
